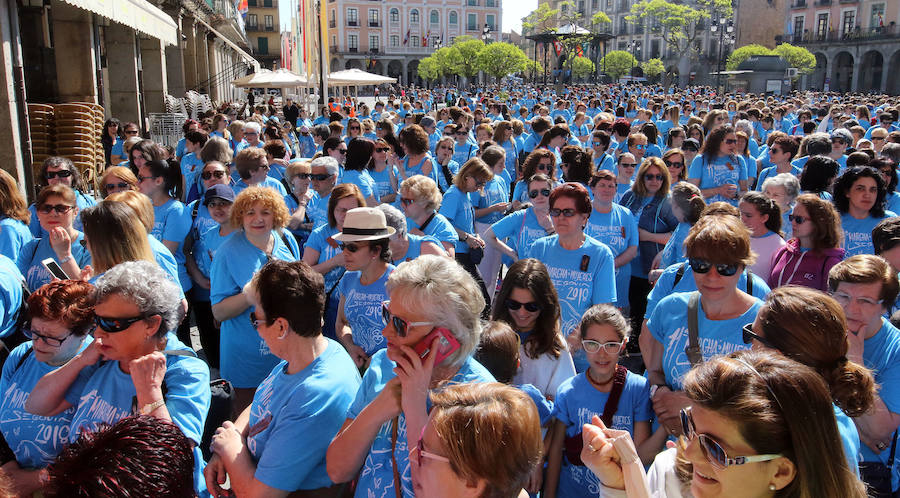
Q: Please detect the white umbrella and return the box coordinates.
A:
[327,68,396,86]
[232,69,309,88]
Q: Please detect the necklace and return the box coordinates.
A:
[586,368,614,389]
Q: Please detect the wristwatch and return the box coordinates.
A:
[650,384,669,398]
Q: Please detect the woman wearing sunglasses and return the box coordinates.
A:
[492,258,575,401]
[326,255,495,498]
[26,261,211,496]
[644,214,762,436]
[582,350,867,498]
[755,135,800,194]
[767,194,844,291]
[687,124,748,207]
[98,166,139,198]
[433,136,461,193]
[0,280,94,496]
[399,175,458,256]
[334,208,396,369]
[662,148,687,185]
[545,304,653,498]
[398,125,444,190]
[15,185,91,292]
[586,170,638,309]
[591,130,616,173]
[343,138,380,207]
[370,138,402,204]
[27,156,97,238]
[511,149,558,205]
[525,182,616,372]
[486,173,556,266]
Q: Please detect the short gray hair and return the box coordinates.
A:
[377,203,407,238]
[243,121,261,134]
[762,173,801,205]
[310,156,340,176]
[386,255,485,367]
[94,261,184,337]
[734,119,753,137]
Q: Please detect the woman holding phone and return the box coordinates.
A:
[326,255,494,498]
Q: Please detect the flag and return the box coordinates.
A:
[553,40,563,57]
[576,44,584,57]
[422,31,427,46]
[236,0,248,17]
[879,14,884,26]
[404,28,410,45]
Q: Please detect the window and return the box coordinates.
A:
[871,3,885,29]
[410,9,419,24]
[412,34,420,47]
[816,12,828,38]
[391,35,399,47]
[257,37,268,54]
[486,14,496,31]
[349,34,358,51]
[370,35,379,51]
[449,11,458,26]
[619,16,628,34]
[248,0,257,5]
[634,40,642,60]
[842,10,855,35]
[247,14,258,29]
[262,0,272,6]
[793,16,804,39]
[486,0,495,6]
[592,0,598,9]
[369,9,379,26]
[468,13,477,31]
[347,8,358,26]
[264,15,273,30]
[430,10,439,25]
[390,8,399,23]
[651,39,660,58]
[560,3,568,14]
[468,0,478,5]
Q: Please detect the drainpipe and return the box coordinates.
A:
[6,0,34,200]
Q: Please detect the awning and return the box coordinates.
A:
[59,0,178,46]
[193,16,260,71]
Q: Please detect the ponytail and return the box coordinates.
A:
[145,159,185,201]
[741,191,783,236]
[821,358,876,418]
[671,182,706,225]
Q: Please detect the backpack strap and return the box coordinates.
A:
[15,346,33,372]
[279,231,297,259]
[685,291,703,367]
[673,261,688,287]
[601,365,629,427]
[745,269,754,295]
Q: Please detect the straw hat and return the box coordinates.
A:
[333,207,396,242]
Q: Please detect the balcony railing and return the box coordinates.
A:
[347,20,358,26]
[790,0,806,7]
[329,20,336,28]
[369,20,380,27]
[369,48,380,53]
[781,24,899,44]
[348,46,358,52]
[246,23,258,31]
[814,0,831,5]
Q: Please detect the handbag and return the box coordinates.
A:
[859,430,898,497]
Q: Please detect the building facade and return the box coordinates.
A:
[783,0,899,93]
[325,0,502,85]
[247,0,282,69]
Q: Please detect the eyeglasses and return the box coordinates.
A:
[411,436,451,467]
[831,139,846,145]
[105,182,130,191]
[582,339,624,354]
[249,311,268,328]
[125,129,139,135]
[400,197,416,206]
[529,188,551,199]
[681,407,783,470]
[872,137,887,142]
[741,322,775,349]
[138,175,157,183]
[349,126,360,130]
[787,214,807,224]
[382,300,432,338]
[549,208,578,217]
[38,204,74,215]
[337,149,347,155]
[455,131,468,135]
[94,314,155,333]
[201,170,227,180]
[244,131,259,136]
[665,161,684,169]
[724,138,738,145]
[829,291,884,309]
[644,173,664,182]
[310,173,332,181]
[46,170,73,180]
[339,241,368,252]
[472,177,487,188]
[537,163,553,170]
[688,258,739,277]
[23,327,73,347]
[506,299,541,312]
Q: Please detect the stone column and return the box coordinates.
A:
[197,30,210,94]
[165,9,186,97]
[0,0,26,187]
[183,18,198,91]
[104,24,141,123]
[51,1,98,103]
[207,39,221,102]
[140,37,169,114]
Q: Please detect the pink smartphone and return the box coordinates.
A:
[413,328,460,365]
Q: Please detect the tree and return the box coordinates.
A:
[476,42,530,81]
[521,3,558,35]
[600,50,638,81]
[726,44,773,71]
[451,38,485,78]
[432,46,462,77]
[418,57,442,83]
[569,56,596,80]
[773,43,816,75]
[641,58,665,82]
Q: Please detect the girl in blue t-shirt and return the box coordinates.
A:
[137,159,192,293]
[687,125,749,206]
[545,305,652,498]
[833,166,896,257]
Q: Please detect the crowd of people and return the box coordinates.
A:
[0,82,899,497]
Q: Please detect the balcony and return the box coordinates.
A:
[369,48,380,54]
[348,46,358,52]
[264,25,275,31]
[329,20,336,28]
[370,20,381,27]
[790,0,806,6]
[814,0,831,5]
[780,24,900,44]
[248,0,278,7]
[246,23,259,31]
[347,20,358,27]
[838,0,857,3]
[210,0,250,47]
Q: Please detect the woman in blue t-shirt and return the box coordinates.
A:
[0,169,34,262]
[687,124,749,206]
[833,166,895,257]
[586,171,638,309]
[343,138,379,206]
[27,156,97,238]
[137,159,191,294]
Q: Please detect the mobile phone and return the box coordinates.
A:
[41,258,69,280]
[413,328,460,365]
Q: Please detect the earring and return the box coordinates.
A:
[768,484,776,491]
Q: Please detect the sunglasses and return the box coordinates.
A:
[665,161,684,168]
[23,327,73,347]
[741,322,775,349]
[310,173,332,181]
[138,175,157,183]
[46,170,73,180]
[620,162,636,168]
[644,173,664,181]
[105,182,130,191]
[244,131,259,136]
[293,173,311,180]
[529,188,551,199]
[455,131,468,135]
[872,137,886,141]
[582,339,624,354]
[249,311,268,328]
[382,300,432,337]
[632,144,648,150]
[689,258,740,276]
[337,149,347,155]
[506,299,541,312]
[339,241,368,252]
[38,204,74,215]
[537,163,553,170]
[94,314,155,333]
[125,130,139,135]
[201,170,227,180]
[549,208,578,217]
[473,178,487,188]
[376,148,391,152]
[681,407,783,469]
[207,200,232,209]
[349,126,360,130]
[724,138,738,145]
[787,214,808,224]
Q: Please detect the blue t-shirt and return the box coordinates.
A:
[187,200,218,242]
[834,404,862,476]
[369,166,399,200]
[755,165,802,191]
[210,230,299,388]
[658,222,690,269]
[0,256,23,338]
[151,199,193,291]
[247,340,361,491]
[438,186,474,254]
[585,206,638,308]
[688,154,748,205]
[342,169,378,202]
[68,333,210,494]
[180,153,205,194]
[304,224,344,292]
[347,351,494,498]
[307,191,331,229]
[644,262,771,319]
[552,370,651,497]
[490,208,553,260]
[404,156,445,191]
[860,319,900,489]
[408,213,457,249]
[474,176,510,225]
[0,218,33,262]
[232,177,287,198]
[391,233,441,265]
[648,292,762,389]
[518,383,554,427]
[0,341,94,468]
[339,266,395,356]
[16,233,91,292]
[193,224,234,302]
[147,234,181,290]
[841,212,896,257]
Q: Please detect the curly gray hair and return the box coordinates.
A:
[94,261,184,337]
[762,173,801,206]
[377,203,407,238]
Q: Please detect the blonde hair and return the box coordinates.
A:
[106,190,155,232]
[0,170,29,224]
[452,157,493,190]
[631,157,671,198]
[400,175,442,212]
[286,161,311,182]
[81,201,155,274]
[99,167,139,197]
[685,214,756,267]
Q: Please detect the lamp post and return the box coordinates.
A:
[710,16,734,94]
[628,40,636,84]
[482,23,491,43]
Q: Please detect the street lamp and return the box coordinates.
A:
[482,23,491,43]
[710,17,734,94]
[628,40,637,84]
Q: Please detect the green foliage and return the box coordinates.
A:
[773,43,816,75]
[569,56,596,80]
[525,59,543,75]
[522,4,558,34]
[477,42,530,80]
[417,57,441,82]
[591,11,612,26]
[641,58,665,81]
[453,39,486,78]
[629,0,730,61]
[600,50,638,81]
[433,46,462,76]
[726,44,774,71]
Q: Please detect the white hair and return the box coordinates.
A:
[310,156,340,176]
[94,260,184,337]
[243,121,262,134]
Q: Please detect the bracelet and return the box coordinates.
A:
[139,399,165,415]
[59,255,72,265]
